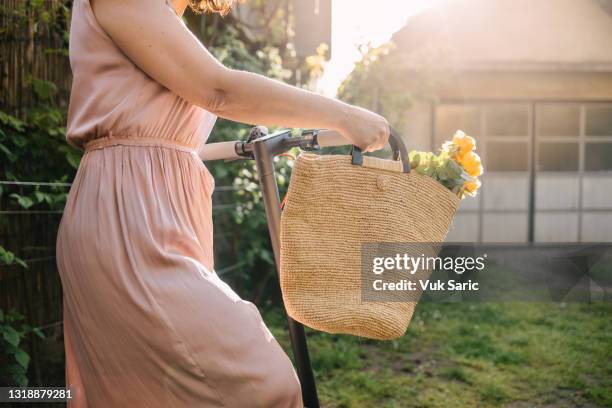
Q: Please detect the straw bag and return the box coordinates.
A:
[279,131,460,340]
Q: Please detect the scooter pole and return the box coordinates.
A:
[252,134,320,408]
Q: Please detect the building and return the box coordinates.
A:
[392,0,612,243]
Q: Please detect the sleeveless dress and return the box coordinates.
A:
[56,0,302,406]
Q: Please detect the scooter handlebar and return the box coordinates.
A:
[198,141,242,161]
[315,129,349,148]
[198,129,353,162]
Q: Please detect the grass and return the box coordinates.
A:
[263,302,612,408]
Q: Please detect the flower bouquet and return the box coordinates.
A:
[408,131,483,199]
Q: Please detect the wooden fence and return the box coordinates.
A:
[1,0,72,387]
[0,0,72,116]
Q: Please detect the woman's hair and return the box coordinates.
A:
[187,0,235,15]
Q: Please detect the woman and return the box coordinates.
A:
[56,0,390,406]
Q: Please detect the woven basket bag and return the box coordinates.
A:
[279,132,460,340]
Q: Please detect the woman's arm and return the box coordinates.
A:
[91,0,389,151]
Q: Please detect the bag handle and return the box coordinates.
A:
[350,127,411,173]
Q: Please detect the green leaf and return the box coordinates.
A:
[10,193,34,209]
[3,326,21,346]
[408,151,420,167]
[0,143,16,161]
[14,370,28,387]
[260,249,274,265]
[9,311,24,321]
[446,159,463,180]
[62,147,82,169]
[34,190,46,203]
[40,10,50,23]
[5,170,17,181]
[33,327,45,339]
[1,248,15,264]
[0,112,24,131]
[437,167,448,180]
[32,79,57,100]
[14,348,30,369]
[14,258,28,269]
[0,309,4,322]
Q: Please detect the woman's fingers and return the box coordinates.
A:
[340,106,391,152]
[363,117,390,152]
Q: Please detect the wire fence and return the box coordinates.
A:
[0,180,242,214]
[0,180,252,276]
[0,178,251,278]
[0,180,246,302]
[0,178,253,270]
[0,181,73,187]
[0,179,241,190]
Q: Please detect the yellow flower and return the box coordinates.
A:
[458,151,483,178]
[464,179,481,194]
[452,130,476,156]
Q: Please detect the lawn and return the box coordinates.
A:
[265,302,612,408]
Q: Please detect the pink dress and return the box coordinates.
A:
[56,0,302,406]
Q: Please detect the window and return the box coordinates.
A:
[486,141,528,171]
[586,105,612,136]
[585,143,612,171]
[537,104,579,137]
[485,104,528,136]
[538,142,579,172]
[435,104,480,146]
[434,101,612,243]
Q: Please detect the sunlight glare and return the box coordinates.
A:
[319,0,440,96]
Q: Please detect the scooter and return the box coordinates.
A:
[199,127,349,408]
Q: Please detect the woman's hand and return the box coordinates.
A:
[339,106,390,152]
